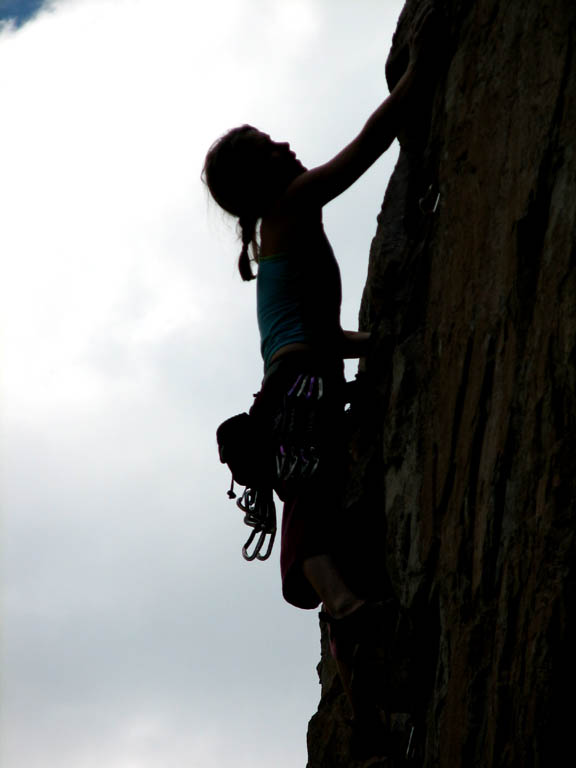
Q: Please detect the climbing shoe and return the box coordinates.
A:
[320,598,417,713]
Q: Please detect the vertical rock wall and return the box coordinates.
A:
[307,1,576,765]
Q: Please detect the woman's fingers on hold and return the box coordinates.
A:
[413,3,438,37]
[410,2,443,54]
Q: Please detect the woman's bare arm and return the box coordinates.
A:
[284,6,438,209]
[340,330,372,359]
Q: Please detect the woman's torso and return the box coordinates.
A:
[257,209,343,370]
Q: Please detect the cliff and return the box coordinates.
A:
[307,1,576,765]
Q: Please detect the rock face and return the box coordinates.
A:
[307,1,576,765]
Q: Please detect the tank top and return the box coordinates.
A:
[256,242,343,370]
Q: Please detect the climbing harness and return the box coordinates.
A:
[216,367,342,562]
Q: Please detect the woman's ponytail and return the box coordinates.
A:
[238,216,257,281]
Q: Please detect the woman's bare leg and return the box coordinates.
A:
[302,553,364,619]
[302,553,366,717]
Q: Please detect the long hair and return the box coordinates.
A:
[202,125,265,282]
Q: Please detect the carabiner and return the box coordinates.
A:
[242,527,268,561]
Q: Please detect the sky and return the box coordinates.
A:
[0,1,405,766]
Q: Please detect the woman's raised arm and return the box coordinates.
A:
[284,5,438,209]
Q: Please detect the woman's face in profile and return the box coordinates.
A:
[248,130,307,189]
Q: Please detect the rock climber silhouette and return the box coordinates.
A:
[203,4,439,761]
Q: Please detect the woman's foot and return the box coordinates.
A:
[328,596,366,621]
[302,554,364,621]
[320,600,387,662]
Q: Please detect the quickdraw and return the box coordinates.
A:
[276,373,324,484]
[236,486,277,561]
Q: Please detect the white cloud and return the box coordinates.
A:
[0,0,261,418]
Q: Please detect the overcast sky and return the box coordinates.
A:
[0,1,405,766]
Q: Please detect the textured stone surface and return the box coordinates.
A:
[307,0,576,765]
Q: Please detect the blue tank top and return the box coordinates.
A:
[256,245,342,370]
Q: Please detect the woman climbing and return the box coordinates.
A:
[203,5,437,760]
